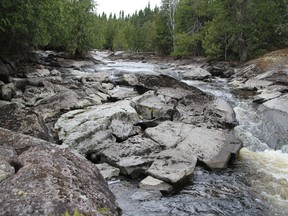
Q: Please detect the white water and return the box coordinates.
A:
[234,105,288,215]
[184,78,288,215]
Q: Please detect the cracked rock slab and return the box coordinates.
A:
[145,121,242,170]
[147,149,197,184]
[102,136,161,178]
[55,100,140,149]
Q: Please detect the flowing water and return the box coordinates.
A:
[183,79,288,215]
[90,52,288,215]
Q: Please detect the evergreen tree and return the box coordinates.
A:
[2,0,286,59]
[0,0,104,54]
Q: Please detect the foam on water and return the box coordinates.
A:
[97,61,157,75]
[239,148,288,214]
[234,102,288,215]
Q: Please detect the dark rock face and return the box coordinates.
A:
[203,61,236,78]
[0,103,55,143]
[0,58,12,84]
[0,128,120,216]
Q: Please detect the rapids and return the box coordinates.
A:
[90,52,288,215]
[184,78,288,215]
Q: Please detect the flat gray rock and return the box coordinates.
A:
[131,90,176,120]
[145,121,241,169]
[262,93,288,114]
[145,121,192,149]
[96,163,120,180]
[139,176,173,192]
[55,100,140,148]
[244,78,273,90]
[181,67,211,80]
[102,136,161,178]
[253,91,282,103]
[147,149,197,184]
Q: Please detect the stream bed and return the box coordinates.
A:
[90,52,288,216]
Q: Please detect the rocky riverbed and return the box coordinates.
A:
[0,49,287,215]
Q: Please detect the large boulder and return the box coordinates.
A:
[0,58,12,83]
[101,136,161,178]
[108,86,138,100]
[175,93,237,128]
[262,93,288,114]
[259,93,288,150]
[181,67,211,80]
[147,149,197,184]
[131,90,177,121]
[0,128,120,216]
[145,121,242,169]
[0,103,54,142]
[33,85,93,120]
[136,74,237,129]
[19,84,56,107]
[55,100,141,150]
[0,146,17,183]
[0,83,16,101]
[204,61,236,78]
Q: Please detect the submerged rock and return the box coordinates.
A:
[130,190,162,201]
[0,128,120,216]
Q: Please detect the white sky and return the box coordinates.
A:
[95,0,162,16]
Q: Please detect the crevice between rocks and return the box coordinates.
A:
[9,160,23,174]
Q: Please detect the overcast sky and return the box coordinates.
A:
[95,0,162,16]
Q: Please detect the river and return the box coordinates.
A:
[184,78,288,216]
[90,51,288,216]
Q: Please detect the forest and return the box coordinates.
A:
[0,0,287,61]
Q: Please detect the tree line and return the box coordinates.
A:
[0,0,103,55]
[0,0,287,61]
